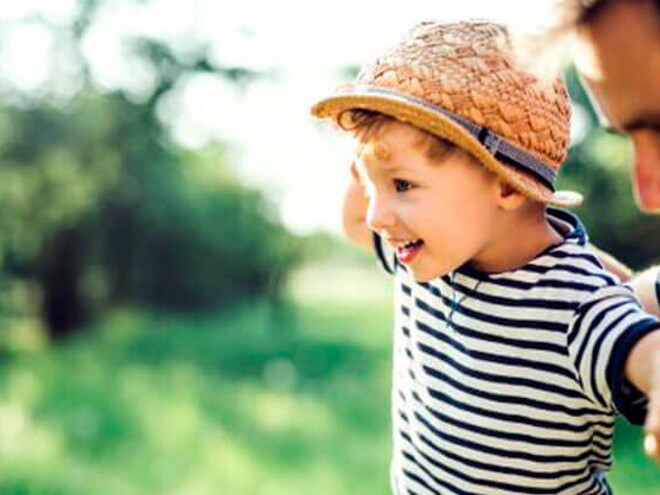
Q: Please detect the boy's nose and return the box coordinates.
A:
[366,196,396,232]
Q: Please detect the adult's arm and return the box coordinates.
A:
[629,266,660,318]
[591,244,660,317]
[590,244,634,281]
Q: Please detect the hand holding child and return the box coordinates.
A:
[341,161,371,250]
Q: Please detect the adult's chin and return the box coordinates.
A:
[633,165,660,214]
[632,131,660,214]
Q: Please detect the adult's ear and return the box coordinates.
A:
[494,179,528,211]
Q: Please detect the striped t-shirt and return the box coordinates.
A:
[374,209,660,495]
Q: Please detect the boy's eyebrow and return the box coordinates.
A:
[360,146,414,174]
[360,155,413,177]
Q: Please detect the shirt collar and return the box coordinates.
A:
[546,207,588,247]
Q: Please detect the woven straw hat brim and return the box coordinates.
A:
[311,89,582,208]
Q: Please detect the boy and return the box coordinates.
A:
[311,21,660,494]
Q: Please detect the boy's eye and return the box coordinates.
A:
[394,179,412,192]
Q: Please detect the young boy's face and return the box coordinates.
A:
[356,121,502,281]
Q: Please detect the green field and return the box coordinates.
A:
[0,260,657,494]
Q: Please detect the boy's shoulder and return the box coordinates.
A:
[470,208,633,307]
[520,208,626,296]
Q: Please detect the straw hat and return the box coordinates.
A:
[311,21,583,208]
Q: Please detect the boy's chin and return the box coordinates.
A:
[409,265,451,283]
[403,252,459,282]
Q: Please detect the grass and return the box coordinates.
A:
[0,256,657,494]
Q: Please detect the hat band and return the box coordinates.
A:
[340,87,557,190]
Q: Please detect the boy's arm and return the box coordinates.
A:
[624,330,660,462]
[342,162,372,251]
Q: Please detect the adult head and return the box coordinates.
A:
[518,0,660,212]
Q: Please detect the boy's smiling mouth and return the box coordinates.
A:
[390,238,424,263]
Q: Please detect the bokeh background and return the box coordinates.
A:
[0,1,658,494]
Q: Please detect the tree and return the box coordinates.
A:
[0,4,298,340]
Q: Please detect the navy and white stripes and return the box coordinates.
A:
[376,210,660,494]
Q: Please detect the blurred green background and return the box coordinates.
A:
[0,1,658,494]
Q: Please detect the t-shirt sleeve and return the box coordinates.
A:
[567,285,660,424]
[372,232,398,275]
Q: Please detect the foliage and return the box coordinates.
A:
[0,91,298,338]
[0,11,298,339]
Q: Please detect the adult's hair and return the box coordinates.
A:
[510,0,660,80]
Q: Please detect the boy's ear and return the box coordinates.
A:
[493,178,527,211]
